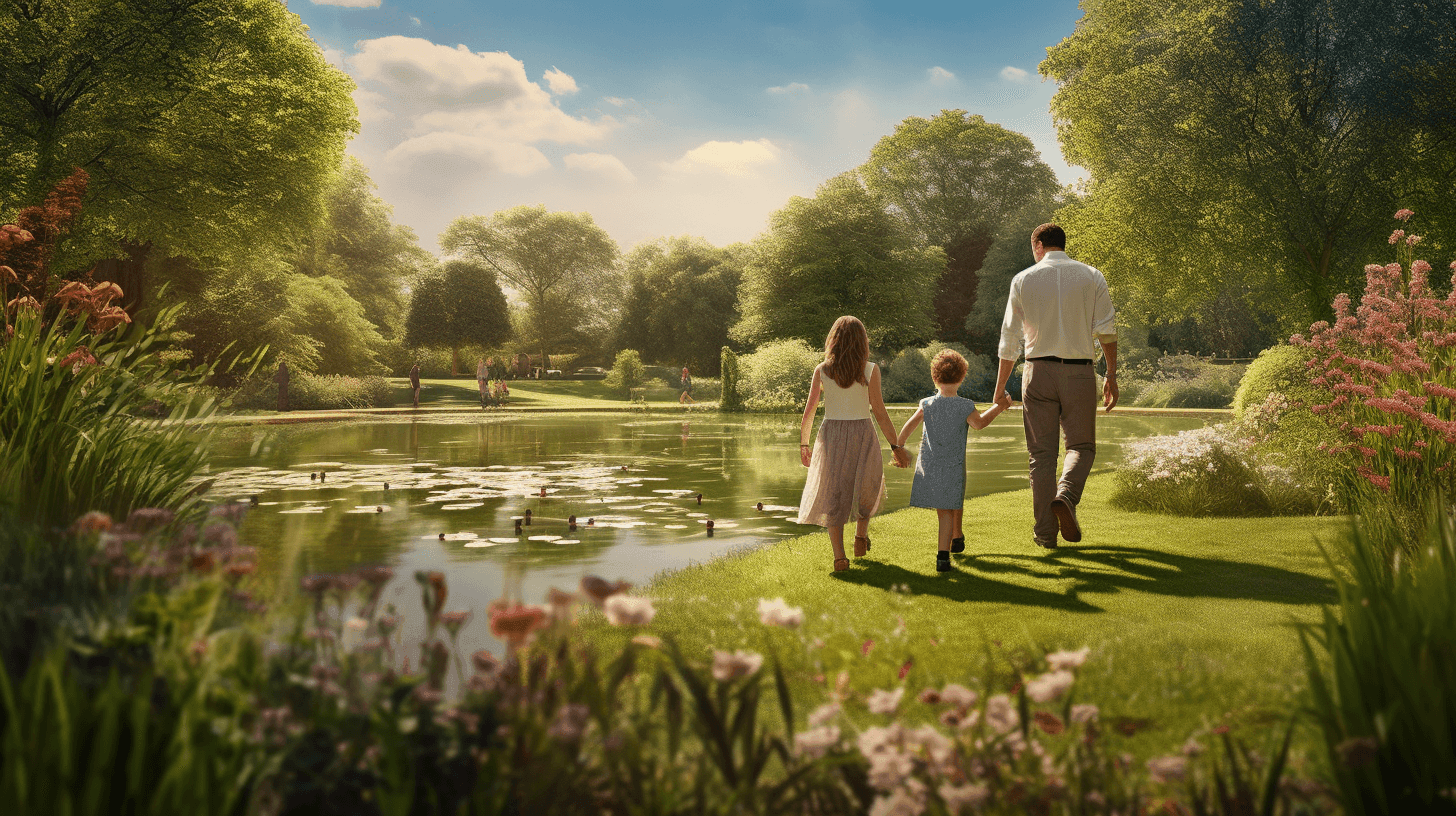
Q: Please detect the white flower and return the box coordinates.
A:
[1147,755,1188,783]
[1182,737,1204,757]
[711,649,763,682]
[1070,704,1099,725]
[858,724,902,756]
[985,694,1018,734]
[870,779,928,816]
[808,702,841,728]
[1045,646,1091,671]
[1025,670,1075,703]
[757,597,804,628]
[867,687,905,715]
[905,724,955,766]
[940,683,978,709]
[603,595,656,626]
[344,617,369,632]
[867,747,916,791]
[794,725,840,759]
[938,782,990,814]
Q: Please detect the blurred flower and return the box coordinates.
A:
[546,703,591,742]
[1070,704,1099,724]
[412,686,443,706]
[1025,670,1074,703]
[630,634,662,649]
[867,687,905,715]
[938,782,990,814]
[794,725,840,759]
[1147,755,1188,783]
[603,594,656,626]
[126,507,174,532]
[985,694,1018,734]
[440,610,471,639]
[869,779,927,816]
[917,689,941,705]
[488,601,548,650]
[70,510,113,535]
[711,649,763,682]
[757,597,804,627]
[940,684,977,709]
[867,747,915,791]
[1394,208,1414,221]
[547,586,577,622]
[808,702,841,727]
[1335,736,1379,769]
[580,575,631,606]
[1182,737,1205,756]
[1033,711,1066,735]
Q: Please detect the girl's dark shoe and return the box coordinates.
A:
[936,552,953,572]
[833,557,850,572]
[951,536,965,553]
[854,535,871,558]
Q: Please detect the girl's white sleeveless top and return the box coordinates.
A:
[821,361,874,420]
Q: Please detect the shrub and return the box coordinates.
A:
[738,339,821,409]
[604,348,648,395]
[1303,510,1456,815]
[720,346,743,411]
[880,343,993,404]
[1128,360,1244,409]
[228,370,395,411]
[1234,344,1328,418]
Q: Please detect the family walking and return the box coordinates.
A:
[796,223,1119,572]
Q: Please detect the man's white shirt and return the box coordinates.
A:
[997,250,1117,362]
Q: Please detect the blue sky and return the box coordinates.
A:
[296,0,1086,251]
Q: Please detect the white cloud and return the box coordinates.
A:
[1000,66,1030,82]
[564,152,635,183]
[543,67,579,95]
[311,0,381,7]
[604,96,629,107]
[351,89,392,123]
[766,82,810,95]
[667,139,781,177]
[384,132,550,176]
[927,66,956,85]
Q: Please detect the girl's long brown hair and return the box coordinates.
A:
[823,316,870,389]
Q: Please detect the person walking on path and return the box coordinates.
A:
[409,363,421,409]
[797,316,911,572]
[273,359,290,412]
[476,357,490,408]
[896,349,1013,572]
[995,223,1119,550]
[679,366,695,404]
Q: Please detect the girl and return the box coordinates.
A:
[679,366,695,404]
[895,349,1012,572]
[798,316,911,572]
[476,358,490,408]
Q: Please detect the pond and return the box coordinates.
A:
[204,412,1211,649]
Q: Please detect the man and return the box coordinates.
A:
[994,224,1119,549]
[409,362,421,409]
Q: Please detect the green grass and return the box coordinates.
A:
[584,473,1346,761]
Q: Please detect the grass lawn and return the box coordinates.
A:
[583,473,1347,762]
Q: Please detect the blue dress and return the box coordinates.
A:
[909,394,977,510]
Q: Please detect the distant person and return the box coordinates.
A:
[895,350,1013,572]
[679,366,695,404]
[797,315,910,573]
[476,357,490,408]
[273,359,290,412]
[995,223,1119,550]
[409,363,421,408]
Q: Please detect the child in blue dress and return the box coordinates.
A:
[895,350,1013,572]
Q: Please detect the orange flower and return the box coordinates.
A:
[70,510,114,535]
[488,600,548,651]
[89,305,131,334]
[579,575,631,607]
[6,295,40,314]
[57,345,96,370]
[90,281,123,302]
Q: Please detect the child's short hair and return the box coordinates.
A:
[930,349,968,385]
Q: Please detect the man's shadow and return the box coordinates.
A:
[963,545,1337,606]
[833,560,1105,612]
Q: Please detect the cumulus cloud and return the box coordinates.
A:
[351,89,392,123]
[604,96,629,107]
[564,152,635,183]
[543,67,579,95]
[1000,66,1030,82]
[927,66,956,85]
[311,0,381,7]
[667,139,781,176]
[766,82,810,95]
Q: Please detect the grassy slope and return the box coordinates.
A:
[585,473,1346,759]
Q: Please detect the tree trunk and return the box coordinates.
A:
[91,241,151,310]
[451,346,460,376]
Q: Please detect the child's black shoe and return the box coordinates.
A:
[936,552,953,572]
[950,536,965,553]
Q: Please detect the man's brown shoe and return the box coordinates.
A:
[1051,497,1081,543]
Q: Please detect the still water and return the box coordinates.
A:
[204,412,1209,647]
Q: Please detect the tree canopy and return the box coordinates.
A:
[1042,0,1456,328]
[862,111,1059,343]
[733,173,941,350]
[614,237,744,375]
[404,259,511,375]
[441,206,619,366]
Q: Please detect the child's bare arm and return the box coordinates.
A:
[896,408,924,448]
[967,401,1008,431]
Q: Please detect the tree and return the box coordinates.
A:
[964,193,1064,358]
[613,237,744,374]
[0,0,357,299]
[862,111,1059,343]
[440,206,619,369]
[404,259,511,375]
[733,173,941,350]
[1042,0,1456,329]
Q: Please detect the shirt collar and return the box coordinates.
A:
[1043,251,1071,261]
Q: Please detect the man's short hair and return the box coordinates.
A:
[1031,223,1066,249]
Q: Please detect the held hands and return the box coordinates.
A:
[994,390,1014,410]
[800,444,812,467]
[1103,376,1119,412]
[891,446,911,468]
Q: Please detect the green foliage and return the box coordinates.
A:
[285,273,388,375]
[1042,0,1456,329]
[1303,512,1456,815]
[404,259,512,374]
[880,343,992,404]
[0,516,107,672]
[604,349,647,395]
[861,111,1060,343]
[614,237,744,375]
[964,192,1065,357]
[0,0,357,274]
[0,308,219,529]
[720,346,743,412]
[230,371,394,411]
[732,173,941,350]
[1234,345,1326,419]
[737,339,822,411]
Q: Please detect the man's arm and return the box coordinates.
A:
[995,277,1023,402]
[1100,340,1118,412]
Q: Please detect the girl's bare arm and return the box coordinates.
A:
[799,366,823,466]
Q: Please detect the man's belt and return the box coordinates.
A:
[1027,356,1094,365]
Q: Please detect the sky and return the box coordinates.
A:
[294,0,1087,253]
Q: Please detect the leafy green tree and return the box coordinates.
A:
[719,346,743,412]
[733,173,941,350]
[284,274,387,376]
[440,206,619,370]
[0,0,357,297]
[1042,0,1456,328]
[614,237,744,374]
[862,111,1058,343]
[404,260,511,375]
[603,348,646,396]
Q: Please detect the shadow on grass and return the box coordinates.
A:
[832,560,1105,613]
[965,545,1336,606]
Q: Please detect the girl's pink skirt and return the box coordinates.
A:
[796,418,885,527]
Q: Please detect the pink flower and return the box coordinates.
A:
[867,687,906,715]
[938,783,990,814]
[711,649,763,682]
[1147,755,1188,784]
[1046,646,1091,670]
[757,597,804,628]
[985,694,1018,733]
[603,595,656,626]
[1071,704,1099,724]
[794,725,841,759]
[1389,229,1406,244]
[1025,670,1075,702]
[1407,234,1423,246]
[1394,209,1414,221]
[546,704,591,742]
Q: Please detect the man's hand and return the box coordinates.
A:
[1103,376,1119,412]
[995,390,1014,409]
